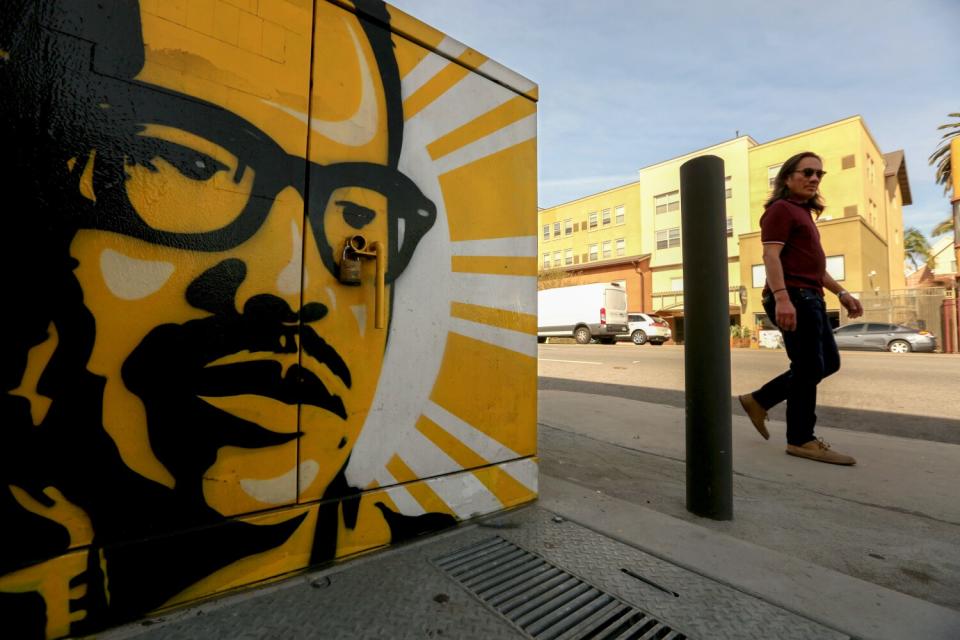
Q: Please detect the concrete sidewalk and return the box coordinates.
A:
[538,388,960,638]
[98,390,960,640]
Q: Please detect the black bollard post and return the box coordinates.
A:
[680,155,732,520]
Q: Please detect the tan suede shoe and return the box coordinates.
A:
[738,394,769,440]
[786,438,856,465]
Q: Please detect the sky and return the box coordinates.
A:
[387,0,958,239]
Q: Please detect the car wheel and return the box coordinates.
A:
[575,327,592,344]
[631,330,648,345]
[888,339,911,353]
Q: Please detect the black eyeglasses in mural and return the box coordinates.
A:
[73,82,436,283]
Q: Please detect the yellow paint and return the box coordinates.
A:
[388,7,443,79]
[430,333,536,455]
[79,150,97,202]
[451,255,538,276]
[416,415,487,468]
[450,301,537,334]
[8,486,93,549]
[124,125,257,233]
[4,1,538,636]
[0,550,89,640]
[472,466,536,508]
[440,138,537,241]
[336,492,395,558]
[386,454,455,515]
[402,51,484,120]
[428,95,535,160]
[9,322,57,426]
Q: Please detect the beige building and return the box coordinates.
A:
[538,115,912,343]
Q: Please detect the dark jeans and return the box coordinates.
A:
[752,288,840,445]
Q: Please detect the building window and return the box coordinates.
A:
[564,248,573,265]
[656,227,681,250]
[615,205,625,224]
[867,154,875,184]
[553,251,562,267]
[654,190,680,214]
[616,237,625,256]
[826,255,845,281]
[553,221,560,237]
[602,240,612,258]
[588,244,598,261]
[725,176,732,199]
[543,253,550,269]
[564,218,573,236]
[542,224,550,240]
[767,164,782,189]
[588,212,598,229]
[671,278,684,292]
[842,154,856,170]
[601,208,611,225]
[726,217,734,237]
[752,264,766,288]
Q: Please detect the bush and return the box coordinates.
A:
[729,324,742,339]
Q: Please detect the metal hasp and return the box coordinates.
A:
[679,155,733,520]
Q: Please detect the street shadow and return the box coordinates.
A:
[538,377,960,445]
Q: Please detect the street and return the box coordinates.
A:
[539,343,960,443]
[536,342,960,613]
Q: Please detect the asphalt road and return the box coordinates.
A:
[538,343,960,443]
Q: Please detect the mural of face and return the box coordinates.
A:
[1,0,439,634]
[0,0,544,631]
[64,1,435,517]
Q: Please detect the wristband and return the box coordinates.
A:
[772,288,787,294]
[837,290,848,298]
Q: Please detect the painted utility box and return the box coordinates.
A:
[0,1,538,637]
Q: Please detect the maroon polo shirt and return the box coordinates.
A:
[760,198,826,295]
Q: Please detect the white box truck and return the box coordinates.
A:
[538,282,629,344]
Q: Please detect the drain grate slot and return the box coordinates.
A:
[434,537,689,639]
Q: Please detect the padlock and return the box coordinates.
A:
[338,245,362,286]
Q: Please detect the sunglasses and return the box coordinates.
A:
[793,168,827,179]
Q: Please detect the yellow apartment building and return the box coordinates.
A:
[740,116,911,331]
[638,136,756,331]
[538,115,912,342]
[537,182,649,307]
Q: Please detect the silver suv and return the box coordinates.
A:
[618,313,672,345]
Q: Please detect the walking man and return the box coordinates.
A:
[739,151,863,465]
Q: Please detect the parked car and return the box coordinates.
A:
[617,313,672,345]
[833,322,936,353]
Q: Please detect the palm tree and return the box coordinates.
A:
[929,112,960,195]
[903,227,933,271]
[931,218,953,238]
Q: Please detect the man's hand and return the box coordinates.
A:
[775,296,797,331]
[841,294,863,319]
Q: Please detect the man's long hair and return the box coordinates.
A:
[764,151,826,216]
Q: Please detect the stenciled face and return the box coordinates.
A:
[785,156,823,201]
[65,4,432,517]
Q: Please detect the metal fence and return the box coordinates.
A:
[857,287,946,333]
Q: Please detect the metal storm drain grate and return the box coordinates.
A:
[433,537,688,640]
